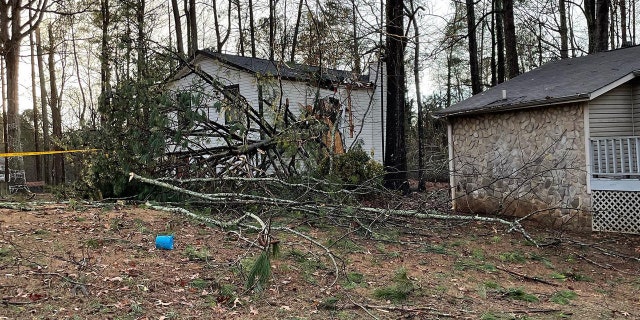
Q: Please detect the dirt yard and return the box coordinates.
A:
[1,197,639,319]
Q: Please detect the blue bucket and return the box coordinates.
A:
[155,235,174,250]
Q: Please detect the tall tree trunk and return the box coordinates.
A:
[269,0,275,60]
[409,0,424,190]
[609,1,616,48]
[36,27,51,185]
[5,46,23,172]
[351,0,361,74]
[186,0,198,55]
[1,58,8,188]
[249,0,256,57]
[100,0,111,123]
[384,0,408,192]
[171,0,184,56]
[29,27,41,182]
[48,25,64,185]
[490,0,497,86]
[595,0,610,52]
[502,0,519,78]
[466,0,482,94]
[237,0,244,55]
[585,0,597,52]
[136,0,149,127]
[559,0,569,58]
[495,0,505,83]
[212,0,222,52]
[70,20,88,125]
[290,0,304,62]
[620,0,627,45]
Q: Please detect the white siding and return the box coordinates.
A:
[589,83,634,137]
[634,79,640,131]
[168,56,386,163]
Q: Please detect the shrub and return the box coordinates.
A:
[316,145,384,187]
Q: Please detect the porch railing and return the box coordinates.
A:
[590,136,640,178]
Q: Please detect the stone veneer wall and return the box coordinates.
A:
[451,103,591,230]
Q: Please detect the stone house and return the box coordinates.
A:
[434,45,640,233]
[167,50,387,166]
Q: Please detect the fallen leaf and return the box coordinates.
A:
[249,305,258,315]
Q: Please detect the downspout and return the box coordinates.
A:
[447,120,455,210]
[584,103,591,194]
[379,60,385,163]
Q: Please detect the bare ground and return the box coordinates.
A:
[1,195,639,319]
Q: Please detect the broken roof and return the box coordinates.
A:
[434,45,640,118]
[176,49,371,86]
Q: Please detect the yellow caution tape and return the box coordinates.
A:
[0,149,99,157]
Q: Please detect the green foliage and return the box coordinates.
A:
[319,296,339,310]
[245,251,272,292]
[550,290,577,305]
[316,145,384,187]
[373,267,415,302]
[503,287,539,302]
[419,244,448,255]
[184,245,211,261]
[551,271,593,282]
[498,251,527,263]
[189,278,210,289]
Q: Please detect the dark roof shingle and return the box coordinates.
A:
[199,50,369,84]
[435,45,640,117]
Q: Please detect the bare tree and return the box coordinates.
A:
[384,0,408,192]
[0,0,50,173]
[171,0,184,56]
[48,24,64,185]
[29,24,41,182]
[466,0,482,94]
[502,0,519,78]
[36,27,50,185]
[559,0,569,58]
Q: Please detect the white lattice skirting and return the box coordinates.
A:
[592,190,640,234]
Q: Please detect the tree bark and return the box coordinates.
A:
[559,0,569,58]
[236,0,244,55]
[502,0,519,79]
[100,0,111,122]
[585,0,597,53]
[384,0,408,192]
[186,0,198,55]
[5,46,23,172]
[466,0,482,94]
[351,0,361,74]
[409,0,424,190]
[249,0,256,57]
[36,27,50,185]
[290,0,304,62]
[171,0,184,56]
[48,24,64,185]
[495,0,505,83]
[29,26,41,182]
[595,0,610,52]
[269,0,275,60]
[620,0,627,45]
[490,0,497,86]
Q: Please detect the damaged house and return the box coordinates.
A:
[166,50,386,176]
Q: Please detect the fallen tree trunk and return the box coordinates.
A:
[129,172,540,246]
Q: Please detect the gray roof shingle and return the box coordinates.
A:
[434,45,640,117]
[198,50,370,84]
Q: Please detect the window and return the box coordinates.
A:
[176,92,193,130]
[223,85,245,126]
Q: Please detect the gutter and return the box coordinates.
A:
[433,93,591,119]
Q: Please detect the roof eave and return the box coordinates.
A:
[434,94,591,118]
